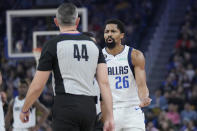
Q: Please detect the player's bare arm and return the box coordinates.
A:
[96,63,114,131]
[132,49,151,107]
[20,71,51,123]
[5,99,14,130]
[31,100,50,130]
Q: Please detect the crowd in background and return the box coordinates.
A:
[0,0,159,54]
[146,0,197,130]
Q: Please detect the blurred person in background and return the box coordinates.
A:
[158,111,175,131]
[181,102,197,122]
[146,121,159,131]
[166,103,180,127]
[5,79,49,131]
[149,89,168,110]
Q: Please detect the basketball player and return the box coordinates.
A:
[0,71,5,131]
[5,79,49,131]
[102,19,151,131]
[20,3,114,131]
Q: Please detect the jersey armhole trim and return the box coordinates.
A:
[128,47,135,78]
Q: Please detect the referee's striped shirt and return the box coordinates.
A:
[37,33,105,96]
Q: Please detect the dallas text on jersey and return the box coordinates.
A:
[108,66,128,75]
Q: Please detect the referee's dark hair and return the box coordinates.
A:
[105,19,125,33]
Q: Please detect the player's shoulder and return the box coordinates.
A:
[126,45,142,57]
[132,49,143,57]
[131,49,145,65]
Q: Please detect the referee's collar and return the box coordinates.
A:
[60,32,81,35]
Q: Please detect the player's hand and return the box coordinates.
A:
[20,110,30,123]
[103,118,115,131]
[139,97,152,107]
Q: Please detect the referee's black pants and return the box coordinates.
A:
[52,93,97,131]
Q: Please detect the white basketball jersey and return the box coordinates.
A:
[13,97,36,128]
[102,45,140,108]
[0,96,5,130]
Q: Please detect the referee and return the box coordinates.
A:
[20,3,114,131]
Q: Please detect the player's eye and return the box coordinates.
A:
[104,30,109,33]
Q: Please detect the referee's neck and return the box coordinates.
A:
[60,26,79,33]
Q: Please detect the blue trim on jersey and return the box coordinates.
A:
[60,32,81,35]
[128,47,135,78]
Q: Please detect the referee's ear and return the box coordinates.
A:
[54,18,59,27]
[75,17,80,29]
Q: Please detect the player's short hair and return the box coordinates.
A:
[19,79,28,86]
[105,19,125,33]
[56,3,78,26]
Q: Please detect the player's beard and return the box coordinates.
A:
[105,37,116,49]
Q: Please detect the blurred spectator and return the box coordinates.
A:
[158,111,175,130]
[186,63,195,81]
[175,34,191,51]
[181,120,197,131]
[189,84,197,108]
[168,90,185,111]
[150,89,168,110]
[166,103,181,126]
[187,120,197,131]
[192,70,197,84]
[14,40,23,53]
[183,52,194,67]
[167,54,182,71]
[161,72,178,91]
[181,102,197,122]
[147,121,159,131]
[181,73,191,89]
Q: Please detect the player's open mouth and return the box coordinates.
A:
[107,38,113,43]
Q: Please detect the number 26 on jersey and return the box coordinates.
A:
[115,76,129,89]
